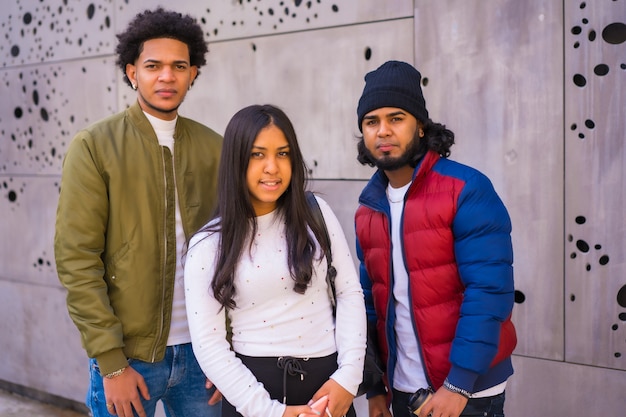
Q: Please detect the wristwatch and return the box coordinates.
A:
[443,378,472,399]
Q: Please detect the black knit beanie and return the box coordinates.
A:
[356,60,429,132]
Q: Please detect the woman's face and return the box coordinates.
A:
[246,124,292,216]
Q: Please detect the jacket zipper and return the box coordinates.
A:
[400,208,433,389]
[373,200,406,390]
[384,208,395,387]
[152,146,168,362]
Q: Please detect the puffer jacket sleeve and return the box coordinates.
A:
[448,170,514,391]
[54,131,127,375]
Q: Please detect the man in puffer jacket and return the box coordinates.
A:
[354,60,517,417]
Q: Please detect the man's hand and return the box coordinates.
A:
[417,387,468,417]
[367,394,391,417]
[205,379,223,405]
[103,366,150,417]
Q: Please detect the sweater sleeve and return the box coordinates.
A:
[315,197,367,396]
[185,232,287,417]
[449,170,515,391]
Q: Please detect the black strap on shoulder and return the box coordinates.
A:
[305,191,337,315]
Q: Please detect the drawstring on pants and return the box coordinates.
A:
[277,356,308,404]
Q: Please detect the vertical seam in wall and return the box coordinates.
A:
[561,0,567,363]
[412,1,417,65]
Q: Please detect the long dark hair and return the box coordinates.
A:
[357,119,455,167]
[202,104,331,309]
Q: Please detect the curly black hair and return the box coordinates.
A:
[115,7,208,87]
[357,119,455,168]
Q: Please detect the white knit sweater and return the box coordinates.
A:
[184,196,366,417]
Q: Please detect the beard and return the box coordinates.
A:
[362,132,424,171]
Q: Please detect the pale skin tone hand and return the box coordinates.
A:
[367,394,391,417]
[282,404,324,417]
[417,387,468,417]
[309,379,354,417]
[103,366,150,417]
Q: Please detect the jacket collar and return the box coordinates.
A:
[127,101,185,143]
[358,151,441,210]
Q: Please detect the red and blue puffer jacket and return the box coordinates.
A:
[355,150,517,394]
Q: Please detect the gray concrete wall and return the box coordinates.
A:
[1,1,625,415]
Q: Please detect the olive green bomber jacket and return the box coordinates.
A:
[54,102,222,376]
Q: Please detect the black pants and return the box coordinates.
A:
[392,389,506,417]
[222,352,356,417]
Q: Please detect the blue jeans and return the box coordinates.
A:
[392,389,505,417]
[87,343,221,417]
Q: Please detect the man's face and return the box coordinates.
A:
[125,38,198,121]
[361,107,422,171]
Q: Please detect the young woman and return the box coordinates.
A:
[184,104,366,417]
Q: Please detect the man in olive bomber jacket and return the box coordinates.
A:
[54,8,222,417]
